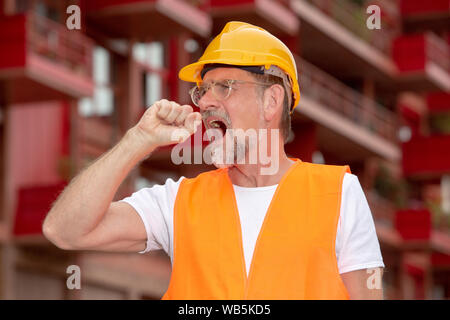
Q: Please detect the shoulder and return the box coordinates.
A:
[297,162,351,191]
[301,161,351,174]
[340,173,372,221]
[343,172,359,187]
[126,176,185,202]
[342,172,365,196]
[180,168,226,187]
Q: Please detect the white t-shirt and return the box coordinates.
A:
[120,173,385,275]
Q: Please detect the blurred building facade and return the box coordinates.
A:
[0,0,449,299]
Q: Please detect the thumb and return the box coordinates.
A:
[185,112,202,133]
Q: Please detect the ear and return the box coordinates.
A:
[262,84,284,122]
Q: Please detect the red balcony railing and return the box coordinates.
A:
[402,135,450,177]
[426,32,450,73]
[393,32,450,73]
[27,13,93,78]
[298,56,398,142]
[0,12,94,101]
[305,0,399,54]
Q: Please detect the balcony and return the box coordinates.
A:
[0,13,94,104]
[402,135,450,179]
[84,0,212,39]
[296,56,400,162]
[400,0,450,32]
[208,0,299,36]
[290,0,398,82]
[393,32,450,91]
[307,0,396,54]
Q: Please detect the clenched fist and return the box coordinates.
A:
[127,99,202,157]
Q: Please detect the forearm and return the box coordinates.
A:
[43,128,155,246]
[43,99,200,250]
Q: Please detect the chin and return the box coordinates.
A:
[209,139,248,169]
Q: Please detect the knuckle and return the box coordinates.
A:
[169,101,179,108]
[183,105,193,113]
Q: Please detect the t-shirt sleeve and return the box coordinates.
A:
[119,176,183,255]
[335,173,385,274]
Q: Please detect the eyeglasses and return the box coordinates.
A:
[189,79,271,107]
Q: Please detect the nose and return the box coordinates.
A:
[197,88,220,112]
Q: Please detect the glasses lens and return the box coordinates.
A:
[190,81,232,106]
[190,86,202,106]
[212,81,232,100]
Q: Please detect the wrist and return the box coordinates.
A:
[121,127,158,163]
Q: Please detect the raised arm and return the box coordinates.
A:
[42,99,201,252]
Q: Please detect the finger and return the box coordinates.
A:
[184,112,202,133]
[156,99,172,119]
[174,105,194,126]
[164,102,183,123]
[142,103,157,119]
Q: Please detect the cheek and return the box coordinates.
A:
[227,91,263,128]
[232,104,261,129]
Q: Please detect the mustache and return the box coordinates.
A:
[201,110,232,127]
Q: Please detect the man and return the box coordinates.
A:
[43,22,384,299]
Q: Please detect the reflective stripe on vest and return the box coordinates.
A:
[162,159,351,299]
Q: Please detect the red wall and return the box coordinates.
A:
[393,34,426,72]
[427,92,450,113]
[0,14,26,70]
[402,135,450,177]
[9,101,66,188]
[400,0,450,15]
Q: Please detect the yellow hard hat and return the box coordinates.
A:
[179,21,300,111]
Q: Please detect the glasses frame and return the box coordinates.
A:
[189,79,272,106]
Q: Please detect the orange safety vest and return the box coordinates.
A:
[162,159,351,299]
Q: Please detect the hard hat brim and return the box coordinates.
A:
[179,60,275,83]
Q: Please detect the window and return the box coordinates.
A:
[133,42,168,108]
[78,46,114,117]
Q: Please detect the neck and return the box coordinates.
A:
[227,151,296,187]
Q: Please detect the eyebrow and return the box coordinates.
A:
[201,79,230,84]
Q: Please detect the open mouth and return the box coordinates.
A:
[205,116,230,141]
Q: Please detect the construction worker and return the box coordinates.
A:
[43,22,385,299]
